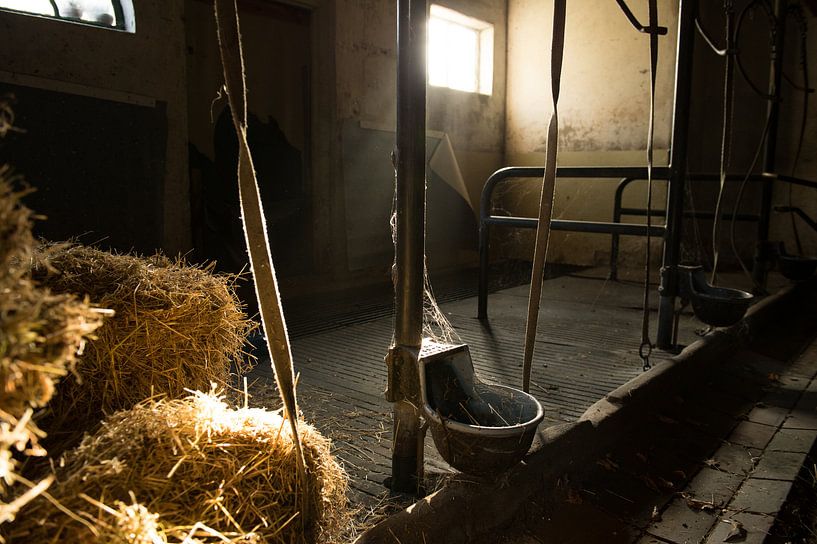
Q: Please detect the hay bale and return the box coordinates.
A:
[32,245,254,451]
[0,96,13,138]
[55,495,265,544]
[0,176,104,420]
[0,173,106,529]
[0,288,105,421]
[8,391,349,544]
[0,168,35,285]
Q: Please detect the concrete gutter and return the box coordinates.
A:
[354,280,812,544]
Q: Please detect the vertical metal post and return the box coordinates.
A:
[609,177,632,281]
[656,0,696,350]
[390,0,427,493]
[751,0,786,290]
[477,219,490,319]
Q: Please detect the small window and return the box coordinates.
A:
[0,0,135,32]
[428,4,493,95]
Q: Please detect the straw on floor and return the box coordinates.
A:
[7,390,349,544]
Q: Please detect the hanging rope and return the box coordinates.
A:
[521,0,566,393]
[638,0,660,371]
[710,0,736,284]
[213,0,309,522]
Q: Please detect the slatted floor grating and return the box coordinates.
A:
[245,269,703,507]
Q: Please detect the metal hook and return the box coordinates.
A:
[615,0,668,35]
[639,341,652,371]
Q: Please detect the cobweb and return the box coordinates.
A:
[390,177,461,347]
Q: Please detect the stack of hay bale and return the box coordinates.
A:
[8,390,348,543]
[14,245,349,544]
[0,101,349,543]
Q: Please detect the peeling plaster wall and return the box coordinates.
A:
[503,0,678,268]
[503,0,815,272]
[335,0,507,280]
[427,0,507,211]
[506,2,679,156]
[0,2,189,254]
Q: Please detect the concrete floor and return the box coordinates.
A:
[489,282,817,544]
[245,267,718,509]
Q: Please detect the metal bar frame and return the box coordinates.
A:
[477,168,669,320]
[774,206,817,234]
[751,0,787,290]
[608,174,764,280]
[763,172,817,190]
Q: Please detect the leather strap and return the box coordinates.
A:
[522,0,566,393]
[214,0,310,521]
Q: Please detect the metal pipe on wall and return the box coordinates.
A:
[656,0,696,350]
[752,0,787,290]
[390,0,427,493]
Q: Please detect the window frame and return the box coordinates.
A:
[428,4,494,96]
[0,0,135,32]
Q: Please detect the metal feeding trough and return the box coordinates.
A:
[419,341,544,475]
[776,243,817,281]
[678,265,753,327]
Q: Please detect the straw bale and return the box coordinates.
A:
[0,170,35,285]
[0,270,105,527]
[0,177,104,450]
[7,391,349,544]
[0,96,13,138]
[0,168,106,534]
[32,245,254,451]
[60,494,265,544]
[0,286,105,421]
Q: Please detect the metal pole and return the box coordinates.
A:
[609,177,634,280]
[656,0,696,350]
[478,219,490,319]
[390,0,427,493]
[751,0,786,290]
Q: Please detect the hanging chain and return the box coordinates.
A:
[640,0,660,372]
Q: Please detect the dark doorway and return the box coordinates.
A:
[186,0,313,288]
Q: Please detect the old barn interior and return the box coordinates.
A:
[2,0,817,542]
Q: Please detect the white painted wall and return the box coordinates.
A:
[503,0,678,267]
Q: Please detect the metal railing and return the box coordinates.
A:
[608,173,763,280]
[477,168,768,319]
[478,166,669,319]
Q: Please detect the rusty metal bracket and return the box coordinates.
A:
[385,345,421,404]
[658,265,678,298]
